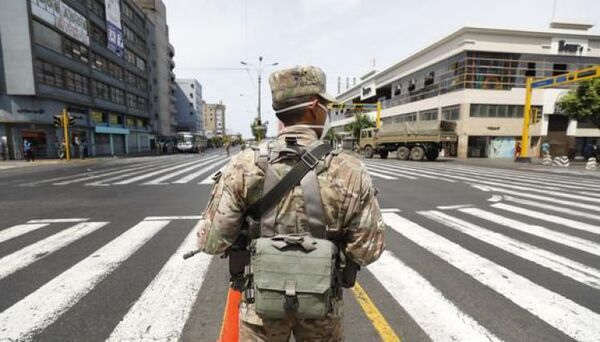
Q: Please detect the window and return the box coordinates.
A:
[408,79,416,92]
[91,111,105,123]
[190,93,193,98]
[91,53,107,71]
[125,49,136,65]
[135,56,146,71]
[63,37,89,63]
[418,109,438,121]
[393,84,402,96]
[126,71,136,87]
[33,20,62,53]
[108,61,123,81]
[191,83,194,88]
[553,63,568,76]
[526,62,536,77]
[64,70,89,95]
[126,117,135,127]
[91,23,107,45]
[424,71,435,86]
[109,113,119,125]
[127,93,136,108]
[441,106,460,121]
[123,3,134,19]
[93,80,110,101]
[470,104,530,118]
[35,59,64,88]
[89,0,105,18]
[111,87,125,104]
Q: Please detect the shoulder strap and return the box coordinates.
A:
[246,142,333,222]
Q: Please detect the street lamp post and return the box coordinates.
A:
[241,57,278,141]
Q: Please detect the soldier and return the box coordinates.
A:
[197,66,386,341]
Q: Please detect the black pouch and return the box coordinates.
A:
[227,235,250,290]
[339,251,360,288]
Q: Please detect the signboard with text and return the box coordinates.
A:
[105,0,124,57]
[31,0,89,46]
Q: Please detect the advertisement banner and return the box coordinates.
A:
[30,0,60,26]
[56,1,89,45]
[105,0,124,57]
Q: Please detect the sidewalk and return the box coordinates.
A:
[0,158,97,170]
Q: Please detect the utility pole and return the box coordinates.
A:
[62,108,71,161]
[241,57,278,142]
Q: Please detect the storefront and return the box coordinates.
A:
[92,126,130,156]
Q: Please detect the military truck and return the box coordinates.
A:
[358,120,457,161]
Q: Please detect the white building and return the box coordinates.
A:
[174,79,203,135]
[334,22,600,158]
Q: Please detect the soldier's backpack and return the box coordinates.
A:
[241,139,340,319]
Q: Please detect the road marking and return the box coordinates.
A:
[367,170,402,180]
[491,203,600,235]
[143,215,202,221]
[367,251,499,342]
[113,158,218,185]
[172,158,230,184]
[27,218,89,223]
[460,207,600,257]
[142,155,226,185]
[199,164,230,184]
[0,220,170,341]
[107,227,213,341]
[502,195,600,222]
[366,163,451,182]
[436,204,473,210]
[488,195,503,202]
[383,212,600,342]
[380,208,402,213]
[421,210,600,289]
[366,162,456,182]
[0,223,50,244]
[579,191,600,198]
[86,158,205,186]
[352,281,401,342]
[53,161,167,185]
[470,184,491,192]
[0,222,108,280]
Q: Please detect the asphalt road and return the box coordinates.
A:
[0,150,599,342]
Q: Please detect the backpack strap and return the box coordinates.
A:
[300,170,326,239]
[259,164,279,237]
[246,142,333,233]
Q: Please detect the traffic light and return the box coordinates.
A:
[531,107,542,124]
[68,115,75,126]
[53,115,62,128]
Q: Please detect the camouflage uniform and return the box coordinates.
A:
[197,66,386,341]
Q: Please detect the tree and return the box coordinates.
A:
[344,112,375,140]
[250,119,268,141]
[556,78,600,128]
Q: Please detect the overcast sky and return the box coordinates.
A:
[165,0,600,138]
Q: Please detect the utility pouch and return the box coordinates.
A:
[250,234,337,319]
[227,235,250,291]
[339,251,360,288]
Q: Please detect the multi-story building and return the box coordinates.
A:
[0,0,156,158]
[133,0,177,139]
[334,22,600,159]
[174,79,203,135]
[203,101,226,138]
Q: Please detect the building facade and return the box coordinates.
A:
[0,0,160,159]
[334,22,600,159]
[202,101,226,138]
[133,0,177,139]
[174,79,203,134]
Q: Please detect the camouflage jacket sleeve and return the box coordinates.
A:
[343,168,386,266]
[196,153,249,255]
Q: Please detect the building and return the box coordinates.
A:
[203,101,226,137]
[334,22,600,159]
[174,79,203,134]
[133,0,177,139]
[0,0,158,158]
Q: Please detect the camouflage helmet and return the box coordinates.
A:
[269,66,336,111]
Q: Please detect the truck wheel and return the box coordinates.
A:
[380,150,389,159]
[364,146,374,159]
[396,147,410,160]
[410,146,425,161]
[425,148,439,161]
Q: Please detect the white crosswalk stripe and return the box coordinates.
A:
[18,154,232,187]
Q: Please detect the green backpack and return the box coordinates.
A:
[242,141,338,319]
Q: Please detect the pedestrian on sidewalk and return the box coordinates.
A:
[514,142,522,160]
[541,141,550,156]
[23,139,34,162]
[224,141,230,157]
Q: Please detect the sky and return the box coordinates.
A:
[165,0,600,138]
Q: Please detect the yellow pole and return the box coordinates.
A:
[376,101,382,128]
[521,77,533,158]
[62,108,71,161]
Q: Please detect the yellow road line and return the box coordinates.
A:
[352,282,401,342]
